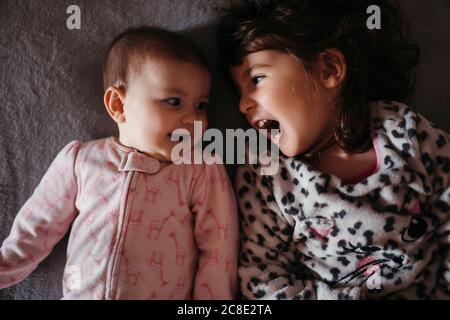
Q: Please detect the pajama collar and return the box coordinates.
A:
[108,137,162,175]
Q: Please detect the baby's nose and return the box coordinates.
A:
[181,108,203,125]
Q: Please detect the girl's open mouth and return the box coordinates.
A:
[255,119,282,143]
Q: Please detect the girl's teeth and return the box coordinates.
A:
[257,120,267,129]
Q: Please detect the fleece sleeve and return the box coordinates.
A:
[190,162,239,300]
[410,111,450,299]
[0,141,80,289]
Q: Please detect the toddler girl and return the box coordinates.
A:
[217,0,450,299]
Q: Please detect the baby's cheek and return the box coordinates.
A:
[155,115,174,131]
[201,117,208,131]
[195,114,208,132]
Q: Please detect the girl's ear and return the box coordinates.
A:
[103,86,126,123]
[317,48,347,89]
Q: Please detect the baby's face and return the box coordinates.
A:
[120,59,210,161]
[230,50,338,157]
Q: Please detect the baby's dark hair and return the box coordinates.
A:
[217,0,420,153]
[103,26,209,91]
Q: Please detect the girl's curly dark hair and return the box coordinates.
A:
[216,0,420,153]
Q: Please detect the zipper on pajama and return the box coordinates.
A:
[105,170,135,299]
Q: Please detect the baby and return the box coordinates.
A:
[0,27,239,299]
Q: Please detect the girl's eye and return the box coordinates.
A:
[196,101,209,110]
[164,98,181,107]
[251,75,265,86]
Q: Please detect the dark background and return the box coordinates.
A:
[0,0,449,299]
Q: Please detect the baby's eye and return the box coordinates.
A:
[251,75,265,86]
[164,98,182,107]
[196,101,209,111]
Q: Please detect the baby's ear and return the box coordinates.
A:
[316,49,346,89]
[103,86,126,123]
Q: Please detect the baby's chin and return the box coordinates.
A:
[166,141,203,164]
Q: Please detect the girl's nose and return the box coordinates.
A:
[239,95,256,114]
